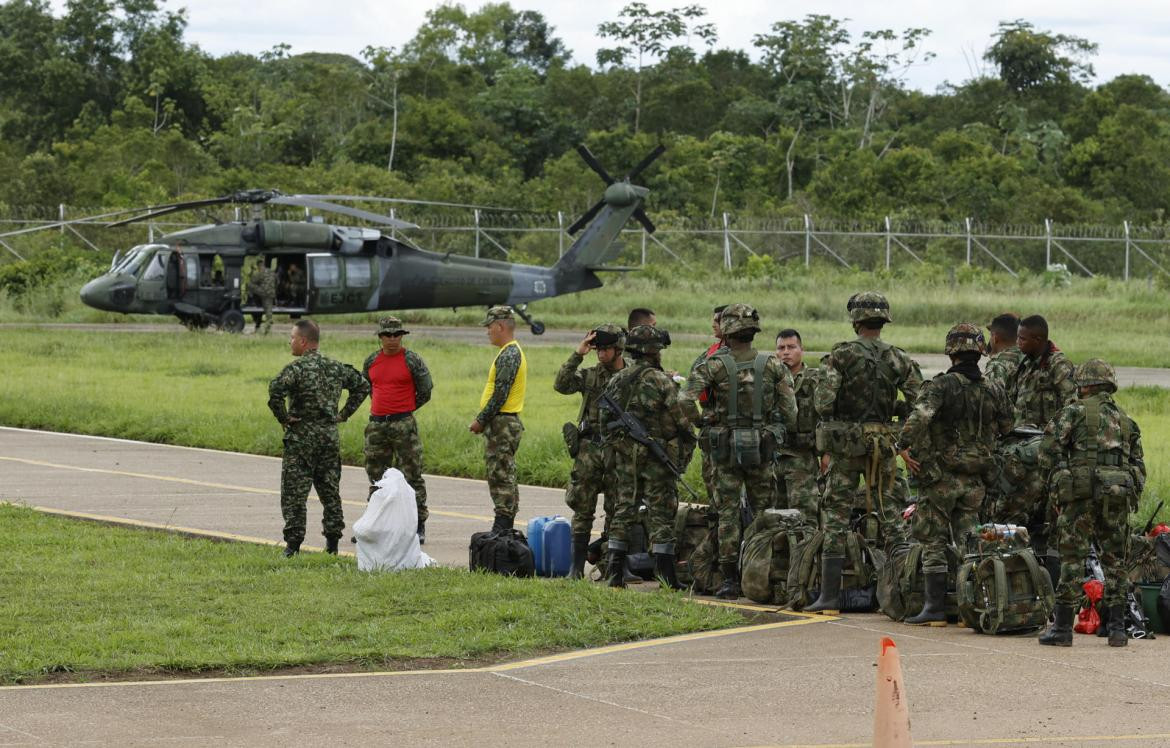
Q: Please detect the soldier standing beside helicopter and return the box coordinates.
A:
[362,317,434,544]
[249,260,277,335]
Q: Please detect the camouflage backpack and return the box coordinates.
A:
[786,525,880,612]
[956,539,1054,634]
[674,502,723,593]
[740,509,812,604]
[877,542,962,622]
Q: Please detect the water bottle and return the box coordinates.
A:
[977,523,1027,542]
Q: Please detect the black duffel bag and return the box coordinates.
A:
[470,529,535,577]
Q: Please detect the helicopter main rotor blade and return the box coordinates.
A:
[575,145,616,185]
[567,199,606,236]
[0,205,178,238]
[297,194,525,212]
[269,196,419,229]
[632,208,656,235]
[626,144,666,182]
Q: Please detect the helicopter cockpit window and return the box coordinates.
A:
[114,245,159,277]
[142,251,168,281]
[311,256,340,287]
[345,257,371,288]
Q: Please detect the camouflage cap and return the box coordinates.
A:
[376,316,409,336]
[944,322,984,355]
[1074,358,1118,392]
[719,303,761,336]
[625,324,669,354]
[590,323,625,350]
[847,291,892,323]
[480,305,514,326]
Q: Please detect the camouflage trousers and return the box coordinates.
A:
[777,450,821,522]
[280,435,344,543]
[912,472,984,573]
[822,450,909,555]
[364,415,428,522]
[484,414,523,518]
[252,293,274,334]
[994,464,1046,528]
[1053,498,1129,607]
[712,459,775,565]
[564,438,614,537]
[701,448,717,502]
[608,442,678,553]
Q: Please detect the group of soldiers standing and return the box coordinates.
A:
[263,292,1147,649]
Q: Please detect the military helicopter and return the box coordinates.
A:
[30,145,663,334]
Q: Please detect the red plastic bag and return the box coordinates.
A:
[1074,579,1104,634]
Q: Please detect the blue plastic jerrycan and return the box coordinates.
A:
[526,515,553,575]
[542,516,572,578]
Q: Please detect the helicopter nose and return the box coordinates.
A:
[80,276,134,311]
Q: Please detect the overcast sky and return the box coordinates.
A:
[127,1,1170,91]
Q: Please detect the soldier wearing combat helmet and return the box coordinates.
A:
[554,322,627,578]
[896,323,1012,625]
[806,292,922,614]
[683,303,797,599]
[601,325,696,589]
[1039,358,1145,647]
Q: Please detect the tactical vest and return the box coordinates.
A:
[614,363,679,442]
[926,373,999,474]
[833,338,898,424]
[708,352,773,467]
[1069,394,1134,509]
[792,367,818,447]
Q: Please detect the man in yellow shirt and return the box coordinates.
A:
[469,306,528,532]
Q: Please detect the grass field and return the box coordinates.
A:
[0,504,742,685]
[0,327,1165,521]
[3,263,1169,366]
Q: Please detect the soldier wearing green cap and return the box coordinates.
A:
[361,316,434,543]
[1038,358,1145,648]
[554,323,627,578]
[470,306,528,532]
[683,303,797,599]
[805,291,923,614]
[895,323,1012,625]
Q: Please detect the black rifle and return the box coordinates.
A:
[1142,500,1165,535]
[599,392,701,502]
[1087,543,1154,640]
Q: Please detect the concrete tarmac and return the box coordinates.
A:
[2,427,1169,747]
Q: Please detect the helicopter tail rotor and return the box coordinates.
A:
[567,144,664,236]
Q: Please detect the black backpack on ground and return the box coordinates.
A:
[469,529,535,577]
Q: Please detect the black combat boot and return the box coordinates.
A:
[654,553,686,591]
[607,550,628,588]
[417,518,426,546]
[325,537,339,555]
[1038,604,1074,646]
[905,571,948,626]
[491,513,513,534]
[1107,604,1128,647]
[804,555,845,614]
[714,562,741,600]
[570,533,590,580]
[282,541,301,558]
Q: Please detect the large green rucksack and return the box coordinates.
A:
[956,541,1055,634]
[876,542,961,622]
[786,527,879,612]
[741,509,811,604]
[674,502,723,593]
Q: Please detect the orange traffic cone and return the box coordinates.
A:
[873,637,912,748]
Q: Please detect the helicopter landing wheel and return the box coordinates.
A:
[220,309,246,334]
[530,321,545,335]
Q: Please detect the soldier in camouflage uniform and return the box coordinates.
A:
[683,304,797,599]
[602,325,695,589]
[1038,359,1145,647]
[249,261,277,335]
[554,323,626,578]
[1005,314,1077,581]
[469,306,527,532]
[775,328,822,520]
[806,292,923,614]
[688,305,728,502]
[361,317,433,543]
[896,323,1013,625]
[984,313,1023,397]
[268,320,370,556]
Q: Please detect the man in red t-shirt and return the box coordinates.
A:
[361,317,434,543]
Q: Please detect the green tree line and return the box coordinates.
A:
[2,0,1169,227]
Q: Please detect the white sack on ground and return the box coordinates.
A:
[353,468,434,572]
